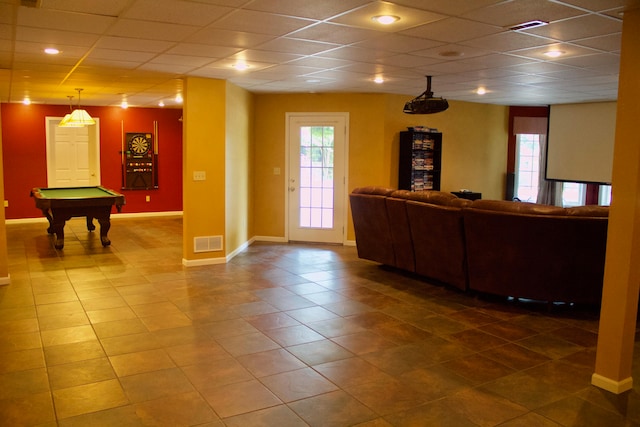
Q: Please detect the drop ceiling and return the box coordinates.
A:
[0,0,638,108]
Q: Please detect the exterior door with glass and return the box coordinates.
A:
[287,113,348,243]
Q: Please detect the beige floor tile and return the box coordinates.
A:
[52,379,129,420]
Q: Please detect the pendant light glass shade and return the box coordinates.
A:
[58,89,95,127]
[59,113,85,127]
[64,108,96,126]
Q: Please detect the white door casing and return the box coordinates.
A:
[45,117,100,187]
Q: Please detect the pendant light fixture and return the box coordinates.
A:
[59,95,83,128]
[59,88,95,127]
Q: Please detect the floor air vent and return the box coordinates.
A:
[194,236,223,253]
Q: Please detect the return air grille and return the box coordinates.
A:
[509,20,548,31]
[194,236,223,253]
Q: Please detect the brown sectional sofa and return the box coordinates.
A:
[349,187,609,305]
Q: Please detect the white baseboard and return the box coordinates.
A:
[253,236,288,243]
[226,237,255,262]
[6,211,184,225]
[182,256,227,267]
[591,373,633,394]
[0,274,10,286]
[114,211,183,219]
[344,239,356,246]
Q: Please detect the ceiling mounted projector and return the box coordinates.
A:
[403,75,449,114]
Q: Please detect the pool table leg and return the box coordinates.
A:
[50,217,66,250]
[86,216,96,231]
[96,217,112,246]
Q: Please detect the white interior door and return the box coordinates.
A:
[287,113,348,243]
[46,117,100,187]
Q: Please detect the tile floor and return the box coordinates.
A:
[2,216,640,426]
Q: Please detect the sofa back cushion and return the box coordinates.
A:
[349,188,396,266]
[385,197,416,272]
[463,206,608,304]
[405,200,469,290]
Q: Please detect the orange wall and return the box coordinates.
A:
[253,93,508,240]
[1,103,183,219]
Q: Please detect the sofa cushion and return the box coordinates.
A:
[352,186,396,196]
[391,189,459,206]
[470,199,567,215]
[566,205,609,217]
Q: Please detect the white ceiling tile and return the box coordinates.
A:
[186,28,275,48]
[258,38,338,56]
[572,33,622,51]
[17,6,116,34]
[400,17,503,43]
[96,36,174,53]
[107,19,199,41]
[40,0,130,17]
[165,43,241,58]
[88,48,156,62]
[354,33,443,53]
[122,0,233,26]
[241,0,371,20]
[212,9,316,36]
[288,23,380,45]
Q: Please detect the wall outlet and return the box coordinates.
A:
[273,167,281,175]
[145,195,150,202]
[193,170,206,181]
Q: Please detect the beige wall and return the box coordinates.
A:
[253,92,509,240]
[225,82,254,255]
[182,77,227,262]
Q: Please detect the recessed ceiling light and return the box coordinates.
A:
[23,97,31,105]
[476,87,487,95]
[44,47,59,55]
[544,50,564,58]
[232,62,250,71]
[175,93,183,103]
[158,101,165,107]
[374,76,384,84]
[371,15,400,25]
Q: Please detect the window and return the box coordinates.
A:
[599,185,612,206]
[515,134,540,202]
[561,182,586,207]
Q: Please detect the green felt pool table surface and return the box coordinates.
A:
[35,186,119,199]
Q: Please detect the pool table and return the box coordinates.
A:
[30,186,125,249]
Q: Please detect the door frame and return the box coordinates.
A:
[285,112,349,244]
[45,116,101,187]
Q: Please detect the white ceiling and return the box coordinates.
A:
[1,0,638,108]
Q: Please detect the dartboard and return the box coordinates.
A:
[127,133,152,155]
